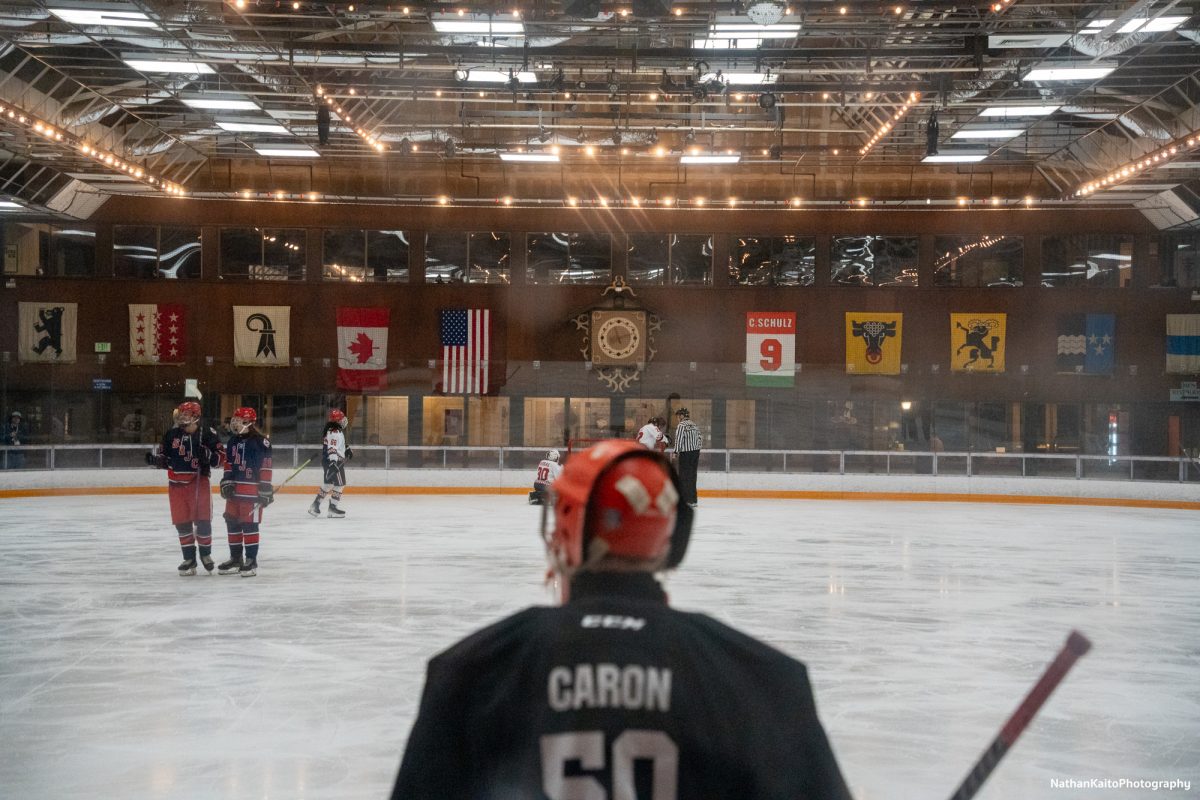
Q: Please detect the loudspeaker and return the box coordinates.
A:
[316,104,331,146]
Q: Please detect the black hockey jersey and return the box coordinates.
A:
[222,432,273,501]
[155,425,222,484]
[391,572,852,800]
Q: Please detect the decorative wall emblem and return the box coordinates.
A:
[572,277,663,393]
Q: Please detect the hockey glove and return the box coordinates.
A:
[144,450,165,468]
[219,479,236,500]
[258,485,275,507]
[345,447,354,461]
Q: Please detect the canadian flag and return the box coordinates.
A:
[337,307,389,391]
[129,303,187,365]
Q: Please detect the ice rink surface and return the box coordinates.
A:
[0,493,1197,800]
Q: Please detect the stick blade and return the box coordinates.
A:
[1066,630,1092,658]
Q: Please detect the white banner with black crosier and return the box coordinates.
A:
[18,302,77,364]
[233,306,290,366]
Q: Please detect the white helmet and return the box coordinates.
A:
[547,449,561,463]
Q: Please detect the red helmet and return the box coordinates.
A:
[176,401,201,426]
[329,409,347,428]
[230,406,257,433]
[545,439,692,591]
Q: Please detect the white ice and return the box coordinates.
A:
[0,494,1197,800]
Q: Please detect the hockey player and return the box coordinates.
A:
[217,407,273,577]
[145,401,223,575]
[309,408,353,518]
[391,439,852,800]
[636,415,669,451]
[527,448,562,505]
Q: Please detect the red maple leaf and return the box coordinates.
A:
[348,331,375,364]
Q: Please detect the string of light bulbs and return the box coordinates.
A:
[1073,129,1200,198]
[0,98,186,195]
[859,92,920,156]
[317,88,386,153]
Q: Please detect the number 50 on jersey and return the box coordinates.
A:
[745,312,796,387]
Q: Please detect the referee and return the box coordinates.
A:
[673,407,702,507]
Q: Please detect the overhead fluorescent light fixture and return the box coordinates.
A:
[467,70,537,83]
[922,152,988,163]
[1138,15,1190,32]
[1024,62,1116,81]
[681,154,741,164]
[254,145,320,157]
[431,18,525,34]
[1081,16,1187,33]
[124,59,215,74]
[951,129,1025,139]
[499,152,560,162]
[50,8,159,28]
[710,22,800,37]
[218,121,292,134]
[979,105,1059,117]
[183,97,261,111]
[700,72,778,86]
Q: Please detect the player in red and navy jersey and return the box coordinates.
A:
[145,400,223,575]
[217,407,273,578]
[392,439,852,800]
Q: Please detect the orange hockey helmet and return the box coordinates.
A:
[544,439,692,589]
[329,408,347,428]
[230,406,257,434]
[176,401,201,427]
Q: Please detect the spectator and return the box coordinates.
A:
[3,411,28,468]
[673,407,702,507]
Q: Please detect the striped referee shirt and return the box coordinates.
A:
[674,419,702,452]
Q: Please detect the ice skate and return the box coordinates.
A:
[327,504,346,518]
[217,557,242,575]
[199,554,215,573]
[239,560,257,577]
[307,500,321,518]
[177,559,197,576]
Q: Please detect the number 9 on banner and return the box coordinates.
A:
[745,311,796,387]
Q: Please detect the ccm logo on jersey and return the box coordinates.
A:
[581,614,646,631]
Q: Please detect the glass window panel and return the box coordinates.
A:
[623,399,669,437]
[933,235,1023,287]
[426,232,468,283]
[219,228,258,279]
[113,225,158,279]
[260,228,305,280]
[367,230,410,282]
[50,226,96,276]
[1042,235,1131,287]
[1,222,51,276]
[468,232,510,284]
[523,397,567,447]
[364,396,409,445]
[158,227,201,279]
[1153,231,1200,288]
[467,397,510,445]
[423,396,465,444]
[725,399,756,449]
[672,234,713,285]
[628,234,669,285]
[323,230,366,281]
[832,235,918,287]
[568,398,614,441]
[526,233,611,285]
[728,235,814,285]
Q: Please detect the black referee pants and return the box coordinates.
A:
[677,449,700,505]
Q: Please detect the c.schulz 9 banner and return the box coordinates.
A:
[746,312,796,387]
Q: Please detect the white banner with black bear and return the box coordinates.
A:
[18,302,77,363]
[233,306,290,366]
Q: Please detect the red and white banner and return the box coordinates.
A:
[129,303,187,365]
[337,307,389,391]
[745,311,796,387]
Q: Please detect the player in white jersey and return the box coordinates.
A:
[528,449,563,505]
[636,416,668,450]
[309,409,353,518]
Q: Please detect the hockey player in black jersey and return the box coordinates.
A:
[391,438,852,800]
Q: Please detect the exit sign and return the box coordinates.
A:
[94,342,111,353]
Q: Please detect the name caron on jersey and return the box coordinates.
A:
[548,664,671,712]
[581,614,645,630]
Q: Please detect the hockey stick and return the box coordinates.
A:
[274,456,315,492]
[946,630,1092,800]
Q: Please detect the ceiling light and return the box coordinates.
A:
[922,152,988,163]
[951,128,1024,139]
[710,22,799,37]
[432,19,525,34]
[182,97,262,112]
[757,92,777,109]
[1138,16,1189,32]
[466,70,537,83]
[1024,62,1116,81]
[681,154,741,164]
[499,152,560,162]
[254,146,320,157]
[701,72,778,86]
[979,104,1059,117]
[123,59,215,74]
[50,9,159,28]
[217,121,292,134]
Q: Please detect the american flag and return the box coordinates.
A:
[440,308,490,393]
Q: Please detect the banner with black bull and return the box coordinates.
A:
[18,302,77,364]
[233,306,290,367]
